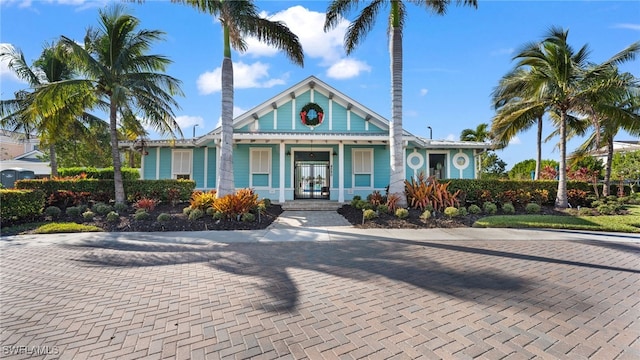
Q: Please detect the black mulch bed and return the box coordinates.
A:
[338,204,569,229]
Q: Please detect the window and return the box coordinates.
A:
[172,150,192,180]
[352,149,373,187]
[251,148,271,174]
[352,149,372,174]
[250,148,271,187]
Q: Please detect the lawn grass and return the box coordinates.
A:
[474,205,640,233]
[34,222,103,234]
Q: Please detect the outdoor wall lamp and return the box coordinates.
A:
[286,151,291,156]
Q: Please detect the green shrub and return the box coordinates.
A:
[213,211,224,220]
[395,208,409,219]
[157,213,171,223]
[106,211,120,223]
[354,200,367,210]
[444,207,459,218]
[468,204,482,214]
[206,207,215,216]
[578,207,593,216]
[596,204,616,215]
[114,202,129,213]
[420,210,432,220]
[525,203,541,214]
[363,209,378,220]
[362,202,375,211]
[66,206,82,217]
[58,167,140,180]
[82,210,95,220]
[17,179,195,204]
[35,222,102,234]
[0,189,45,225]
[241,213,255,222]
[483,202,497,215]
[183,206,192,216]
[44,206,62,218]
[92,203,112,216]
[377,204,389,214]
[134,211,150,220]
[262,198,272,207]
[458,207,468,216]
[188,208,204,220]
[501,202,515,214]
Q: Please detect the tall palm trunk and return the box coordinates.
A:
[556,112,568,207]
[388,2,406,206]
[49,143,58,177]
[217,24,235,197]
[603,137,614,197]
[109,98,125,204]
[534,116,542,180]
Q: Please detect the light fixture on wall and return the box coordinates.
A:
[286,151,291,156]
[333,151,337,156]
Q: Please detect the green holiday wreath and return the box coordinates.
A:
[300,102,324,126]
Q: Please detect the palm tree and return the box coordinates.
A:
[492,67,547,180]
[572,67,640,196]
[499,27,638,208]
[460,123,491,142]
[35,5,184,204]
[169,0,304,197]
[0,43,84,176]
[325,0,477,206]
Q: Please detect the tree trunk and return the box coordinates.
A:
[535,116,542,180]
[49,143,58,177]
[109,98,125,204]
[388,10,406,207]
[603,137,614,197]
[555,111,568,208]
[217,28,235,197]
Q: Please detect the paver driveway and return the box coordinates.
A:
[1,234,639,359]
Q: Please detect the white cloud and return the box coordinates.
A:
[245,6,348,64]
[446,134,456,141]
[244,5,372,80]
[509,136,521,145]
[0,43,25,84]
[613,23,640,31]
[214,106,248,129]
[326,58,371,79]
[490,48,514,56]
[196,62,288,94]
[420,88,428,96]
[175,115,204,129]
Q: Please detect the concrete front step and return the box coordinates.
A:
[280,200,343,211]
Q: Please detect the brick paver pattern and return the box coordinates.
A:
[1,238,639,359]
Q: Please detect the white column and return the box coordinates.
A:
[155,148,160,179]
[291,98,296,130]
[338,142,345,203]
[347,110,351,131]
[329,99,333,130]
[279,142,286,203]
[273,108,278,130]
[203,147,208,189]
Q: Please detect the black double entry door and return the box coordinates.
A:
[294,151,330,200]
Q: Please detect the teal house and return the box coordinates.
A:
[137,76,490,204]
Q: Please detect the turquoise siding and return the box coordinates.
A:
[373,146,390,188]
[193,148,205,187]
[234,145,250,188]
[253,174,269,187]
[278,101,294,131]
[142,148,157,179]
[261,112,274,131]
[332,105,348,131]
[351,112,366,132]
[354,174,370,187]
[159,148,172,178]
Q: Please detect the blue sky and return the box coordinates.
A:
[1,0,639,170]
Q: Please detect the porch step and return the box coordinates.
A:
[280,200,343,211]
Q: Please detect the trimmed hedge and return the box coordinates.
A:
[0,189,46,225]
[15,179,195,203]
[446,179,594,206]
[58,167,140,180]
